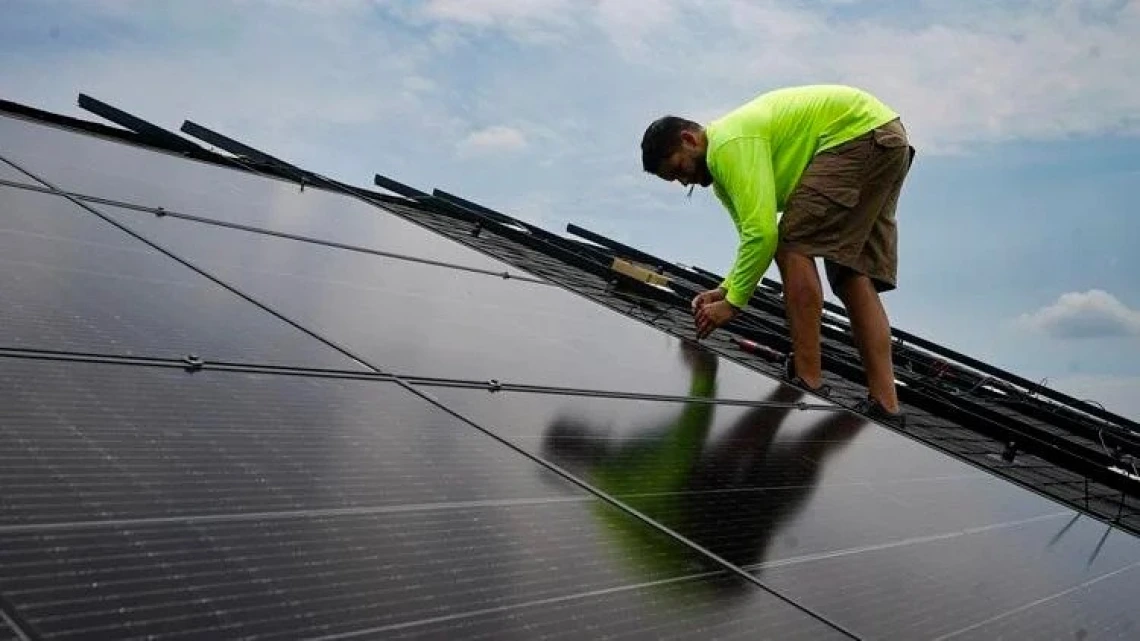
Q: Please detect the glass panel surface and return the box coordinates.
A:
[760,512,1140,640]
[0,512,844,641]
[95,199,807,401]
[0,186,359,369]
[0,360,571,525]
[0,617,18,641]
[0,113,530,277]
[945,557,1140,641]
[423,386,1140,640]
[0,358,846,641]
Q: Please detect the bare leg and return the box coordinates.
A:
[776,248,824,389]
[837,273,899,412]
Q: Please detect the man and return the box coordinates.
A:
[640,84,914,425]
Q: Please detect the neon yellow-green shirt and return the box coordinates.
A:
[705,84,899,308]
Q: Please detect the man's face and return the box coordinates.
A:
[655,133,712,188]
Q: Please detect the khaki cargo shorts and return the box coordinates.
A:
[778,117,915,294]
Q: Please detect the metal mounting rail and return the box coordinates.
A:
[373,175,695,308]
[78,93,203,155]
[433,189,611,262]
[564,223,1139,436]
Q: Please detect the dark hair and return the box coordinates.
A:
[641,115,701,173]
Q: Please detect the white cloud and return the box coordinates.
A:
[421,0,576,43]
[594,0,678,56]
[0,0,471,177]
[456,125,528,157]
[424,0,570,24]
[1016,290,1140,339]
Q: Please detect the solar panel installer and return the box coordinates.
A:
[640,84,915,428]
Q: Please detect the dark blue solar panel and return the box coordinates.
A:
[0,185,360,369]
[84,198,810,401]
[0,113,532,278]
[421,385,1140,640]
[0,358,847,641]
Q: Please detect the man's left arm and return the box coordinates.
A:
[713,136,779,310]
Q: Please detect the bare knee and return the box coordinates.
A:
[775,246,797,275]
[836,272,877,307]
[787,273,822,308]
[777,249,819,293]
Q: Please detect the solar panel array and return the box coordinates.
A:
[1,102,1139,640]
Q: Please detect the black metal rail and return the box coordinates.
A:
[563,223,1138,445]
[78,93,203,155]
[373,175,696,307]
[565,223,1137,433]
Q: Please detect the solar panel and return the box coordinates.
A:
[0,358,848,640]
[421,386,1140,639]
[0,113,531,278]
[3,95,1139,640]
[75,199,812,400]
[0,185,361,369]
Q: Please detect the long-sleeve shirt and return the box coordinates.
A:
[705,84,899,308]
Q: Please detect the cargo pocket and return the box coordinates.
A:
[782,146,866,247]
[872,125,908,150]
[792,141,869,210]
[872,121,916,171]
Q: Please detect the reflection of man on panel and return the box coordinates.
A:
[639,85,914,428]
[542,342,866,590]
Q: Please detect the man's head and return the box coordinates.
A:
[641,115,713,189]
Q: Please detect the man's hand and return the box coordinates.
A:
[691,287,726,314]
[694,300,738,339]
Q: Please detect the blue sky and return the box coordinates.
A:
[2,0,1138,419]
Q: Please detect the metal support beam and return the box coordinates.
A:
[78,94,202,155]
[565,222,1139,437]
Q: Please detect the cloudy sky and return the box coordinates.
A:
[2,0,1138,420]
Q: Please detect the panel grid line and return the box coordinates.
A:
[932,560,1140,640]
[747,511,1070,571]
[0,348,840,411]
[308,570,728,641]
[0,472,994,536]
[0,177,549,285]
